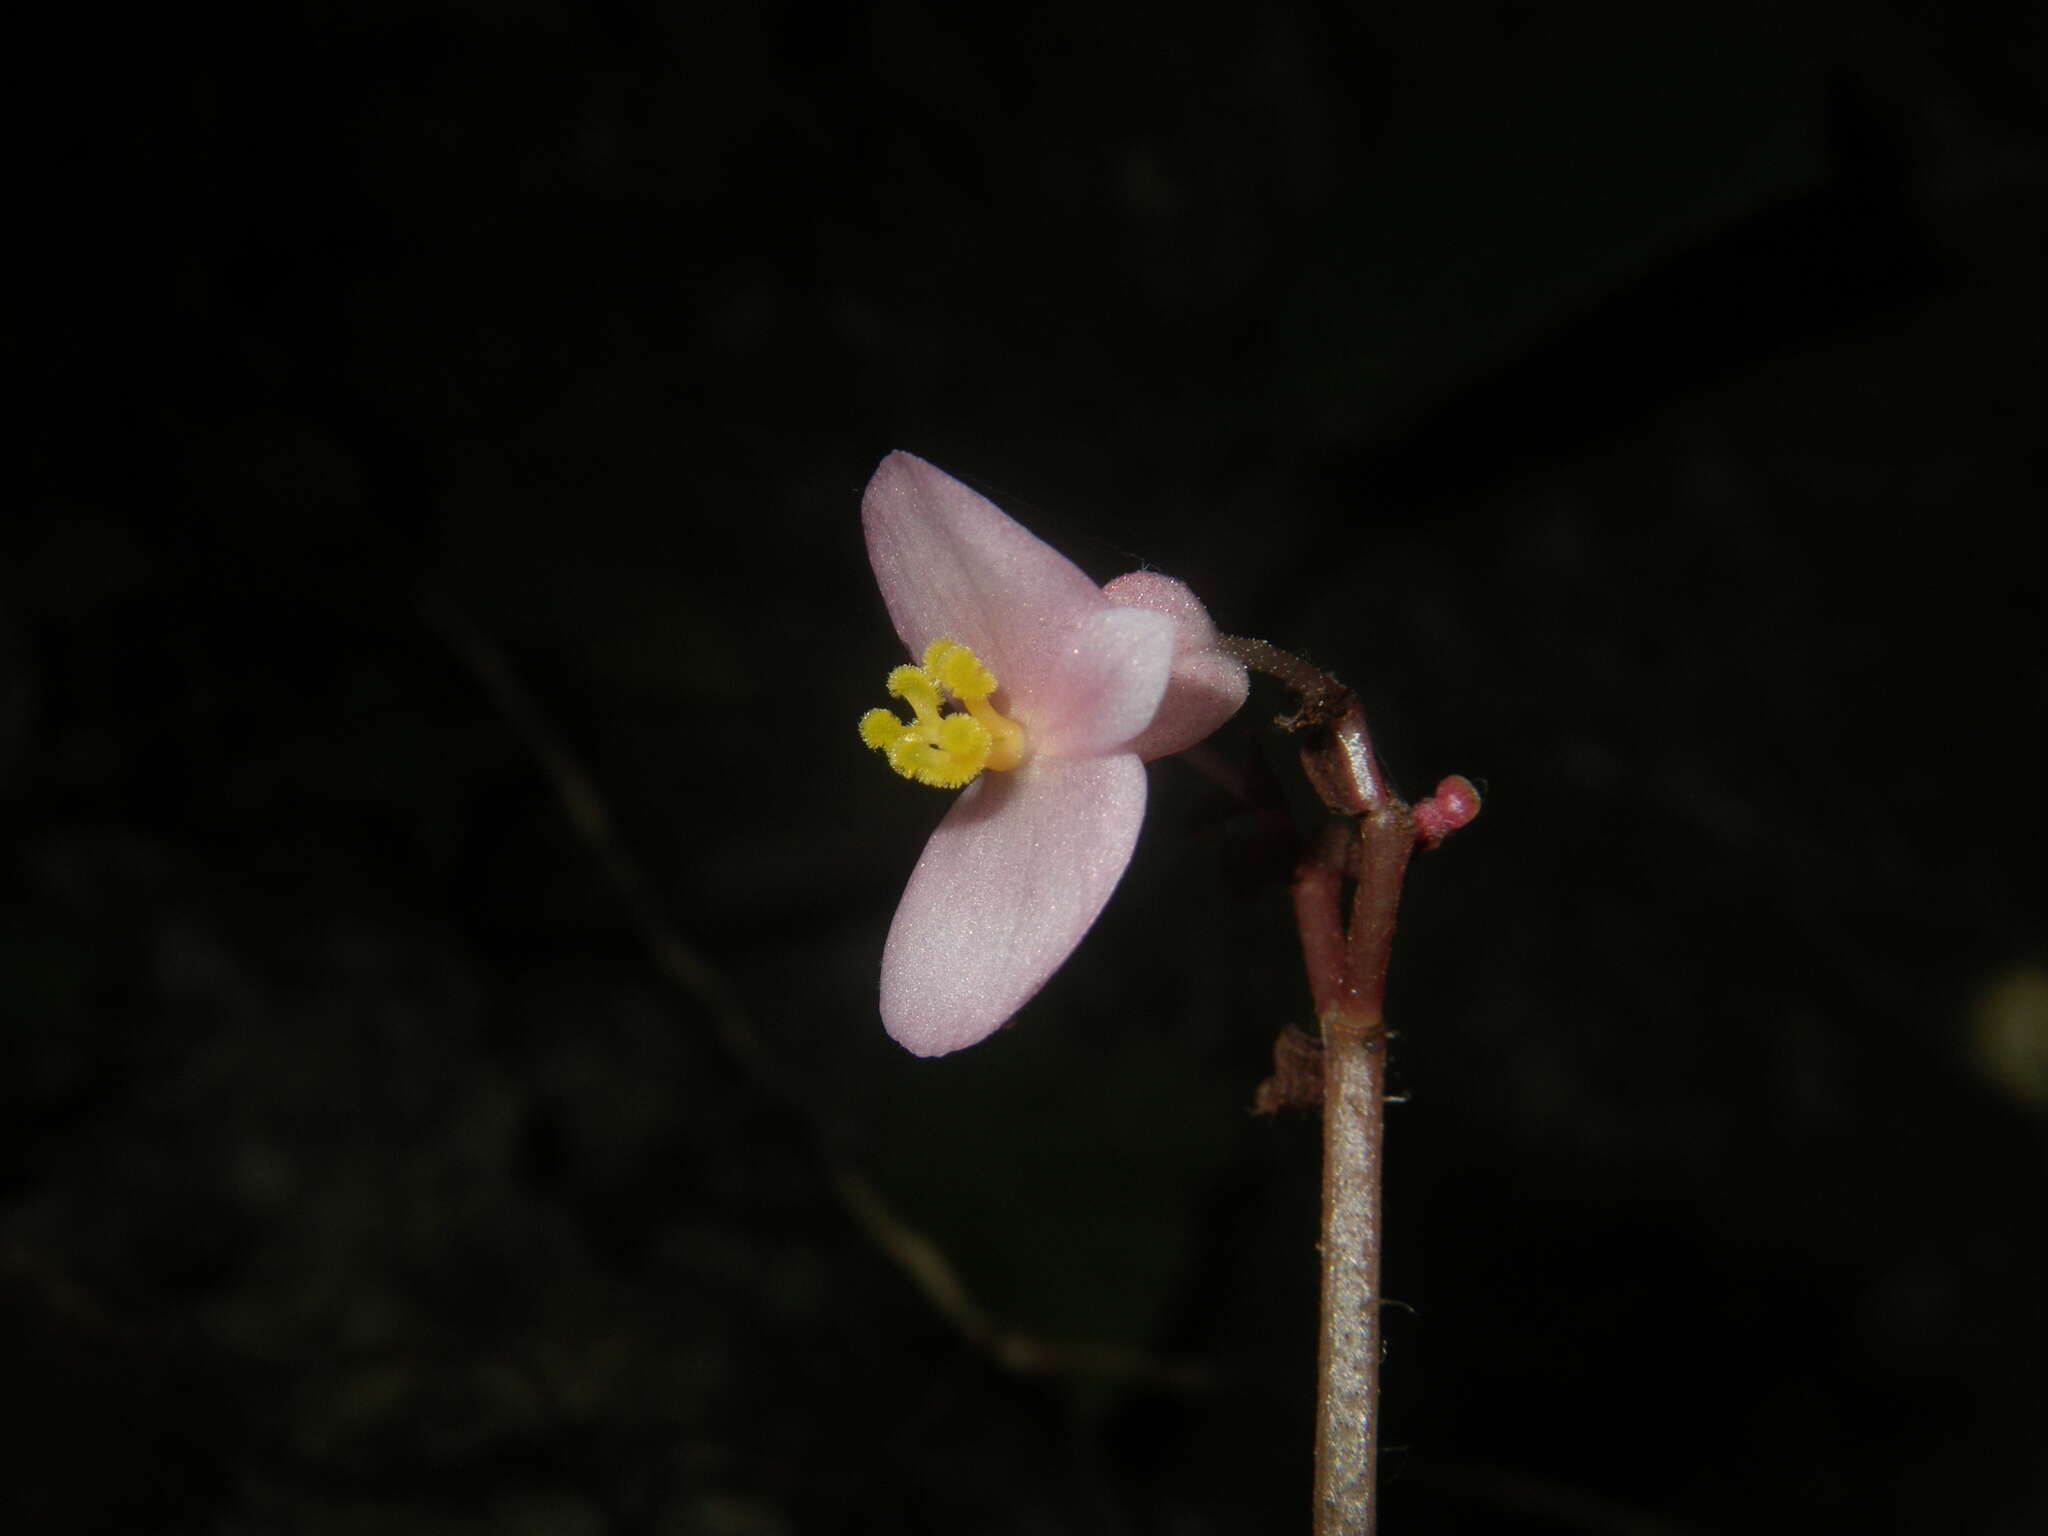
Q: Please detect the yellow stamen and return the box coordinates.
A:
[859,637,1027,787]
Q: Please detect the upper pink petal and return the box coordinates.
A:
[880,753,1148,1057]
[863,452,1110,710]
[1102,571,1250,759]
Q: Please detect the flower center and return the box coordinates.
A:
[859,638,1027,788]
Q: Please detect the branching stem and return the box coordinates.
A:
[1225,636,1474,1536]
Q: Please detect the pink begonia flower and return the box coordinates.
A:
[859,451,1249,1057]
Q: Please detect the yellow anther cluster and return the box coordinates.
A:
[860,638,1026,788]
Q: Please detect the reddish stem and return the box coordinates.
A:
[1231,636,1474,1536]
[1292,824,1353,1020]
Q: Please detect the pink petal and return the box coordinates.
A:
[1021,605,1177,758]
[863,452,1110,710]
[880,753,1148,1057]
[1102,571,1250,759]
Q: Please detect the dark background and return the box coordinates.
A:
[10,2,2048,1532]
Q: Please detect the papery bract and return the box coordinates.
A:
[861,451,1248,1056]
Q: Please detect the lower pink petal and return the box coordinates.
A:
[880,753,1148,1057]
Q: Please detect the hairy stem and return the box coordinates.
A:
[1316,1005,1386,1533]
[1312,799,1413,1535]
